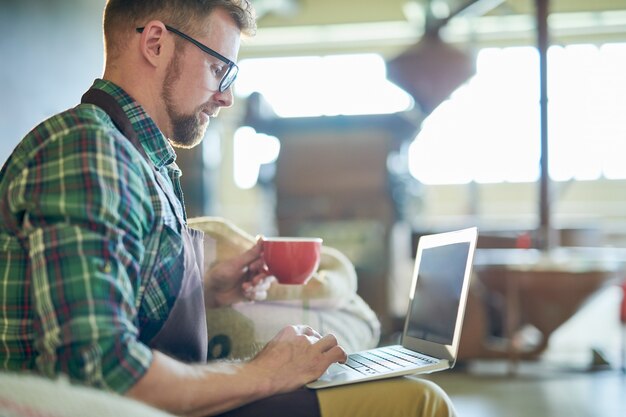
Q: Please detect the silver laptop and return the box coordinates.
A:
[307,227,478,389]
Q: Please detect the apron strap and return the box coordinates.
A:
[81,89,151,163]
[81,88,186,224]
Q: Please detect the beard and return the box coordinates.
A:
[161,53,209,149]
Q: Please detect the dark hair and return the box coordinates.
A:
[104,0,256,57]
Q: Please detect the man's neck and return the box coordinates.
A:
[102,65,171,138]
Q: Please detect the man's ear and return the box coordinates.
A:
[138,20,169,68]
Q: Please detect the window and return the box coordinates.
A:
[408,43,626,184]
[235,54,413,117]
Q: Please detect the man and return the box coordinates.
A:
[0,1,456,416]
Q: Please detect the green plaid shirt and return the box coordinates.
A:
[0,79,188,393]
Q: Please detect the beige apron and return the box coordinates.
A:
[81,88,208,363]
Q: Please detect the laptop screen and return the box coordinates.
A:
[406,242,471,345]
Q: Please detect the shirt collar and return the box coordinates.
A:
[89,79,177,168]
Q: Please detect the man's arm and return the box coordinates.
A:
[127,326,345,416]
[19,121,157,391]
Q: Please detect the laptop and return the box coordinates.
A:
[307,227,478,389]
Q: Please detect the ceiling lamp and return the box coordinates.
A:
[386,31,475,114]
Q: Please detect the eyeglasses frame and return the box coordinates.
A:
[136,24,238,93]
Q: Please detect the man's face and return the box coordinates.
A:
[161,9,241,148]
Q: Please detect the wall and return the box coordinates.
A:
[0,0,104,163]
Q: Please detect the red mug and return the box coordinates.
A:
[262,237,323,285]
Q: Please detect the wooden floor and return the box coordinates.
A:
[423,286,626,417]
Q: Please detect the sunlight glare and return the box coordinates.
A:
[233,127,281,189]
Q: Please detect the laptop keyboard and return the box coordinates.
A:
[345,345,438,376]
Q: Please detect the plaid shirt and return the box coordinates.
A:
[0,79,188,393]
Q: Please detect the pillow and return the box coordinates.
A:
[188,216,381,359]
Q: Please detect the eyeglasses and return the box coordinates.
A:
[136,25,239,93]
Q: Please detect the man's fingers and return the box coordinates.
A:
[242,275,274,301]
[325,344,348,364]
[254,276,273,291]
[248,257,267,272]
[298,325,322,339]
[315,333,338,349]
[243,274,273,291]
[238,240,264,269]
[305,331,346,365]
[314,335,347,365]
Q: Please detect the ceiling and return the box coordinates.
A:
[242,0,626,57]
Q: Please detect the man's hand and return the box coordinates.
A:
[247,325,347,394]
[205,238,273,308]
[127,325,346,416]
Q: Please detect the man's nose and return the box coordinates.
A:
[215,87,234,108]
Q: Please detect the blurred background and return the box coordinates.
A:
[1,1,626,414]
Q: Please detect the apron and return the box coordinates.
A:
[81,88,208,363]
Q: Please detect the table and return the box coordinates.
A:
[458,247,626,371]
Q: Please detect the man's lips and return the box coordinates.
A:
[200,109,214,122]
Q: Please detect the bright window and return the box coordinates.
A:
[235,54,413,117]
[408,43,626,184]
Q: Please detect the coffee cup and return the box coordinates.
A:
[262,237,323,285]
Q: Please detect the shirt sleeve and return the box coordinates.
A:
[19,124,156,393]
